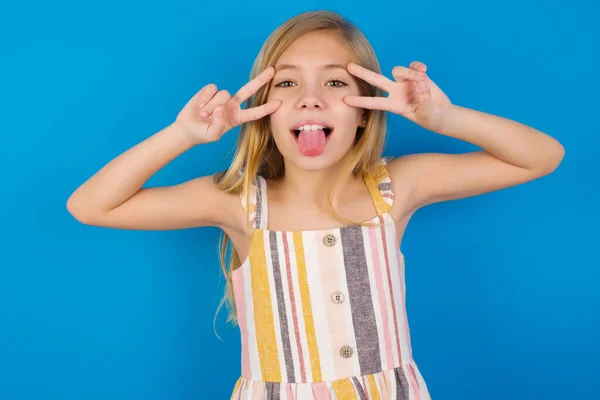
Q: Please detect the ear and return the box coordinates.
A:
[358,111,368,128]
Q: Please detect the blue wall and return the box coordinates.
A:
[1,1,597,399]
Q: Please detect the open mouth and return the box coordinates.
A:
[289,122,334,156]
[290,124,333,139]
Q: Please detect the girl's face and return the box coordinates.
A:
[267,31,366,172]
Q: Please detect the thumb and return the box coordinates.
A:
[205,105,228,139]
[414,80,431,103]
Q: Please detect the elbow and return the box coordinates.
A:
[548,141,565,172]
[539,140,565,176]
[66,194,96,225]
[66,198,85,223]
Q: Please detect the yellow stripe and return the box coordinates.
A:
[293,231,322,382]
[332,379,358,399]
[367,374,381,400]
[364,170,389,214]
[372,162,389,182]
[230,377,242,400]
[249,231,281,381]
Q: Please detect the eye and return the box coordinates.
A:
[274,79,348,88]
[274,80,296,88]
[326,79,348,88]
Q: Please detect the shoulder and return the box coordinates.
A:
[384,154,426,178]
[187,173,250,235]
[381,155,428,218]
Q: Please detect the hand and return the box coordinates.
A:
[175,67,281,144]
[343,61,452,131]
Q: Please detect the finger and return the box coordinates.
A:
[346,62,393,92]
[205,105,228,138]
[414,82,431,104]
[200,90,231,118]
[195,84,218,110]
[230,66,275,107]
[391,65,426,82]
[409,61,427,73]
[416,80,430,93]
[343,95,392,111]
[238,100,281,124]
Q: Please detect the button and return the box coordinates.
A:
[331,291,345,304]
[340,345,353,358]
[323,234,336,247]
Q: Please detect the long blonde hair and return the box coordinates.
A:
[212,10,388,334]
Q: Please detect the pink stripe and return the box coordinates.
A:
[397,250,413,360]
[319,232,352,380]
[312,383,330,399]
[408,363,423,400]
[232,274,250,377]
[362,376,370,397]
[282,233,306,382]
[379,215,404,364]
[368,227,395,370]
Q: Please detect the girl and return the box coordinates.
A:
[67,10,564,400]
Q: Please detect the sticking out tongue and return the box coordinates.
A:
[297,129,327,156]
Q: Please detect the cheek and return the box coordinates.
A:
[333,102,363,123]
[268,111,290,142]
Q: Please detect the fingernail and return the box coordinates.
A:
[200,111,208,118]
[215,107,223,115]
[199,102,206,109]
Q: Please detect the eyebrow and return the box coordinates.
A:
[274,63,348,72]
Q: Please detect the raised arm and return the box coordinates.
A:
[343,61,564,212]
[386,104,564,210]
[66,122,242,231]
[67,68,281,231]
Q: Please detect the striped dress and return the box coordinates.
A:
[230,160,431,399]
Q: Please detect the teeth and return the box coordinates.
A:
[295,124,328,131]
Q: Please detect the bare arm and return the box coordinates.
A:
[66,122,241,231]
[387,104,565,212]
[67,68,280,232]
[343,61,564,215]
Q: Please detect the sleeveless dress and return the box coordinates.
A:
[230,160,432,399]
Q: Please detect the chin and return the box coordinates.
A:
[281,144,353,172]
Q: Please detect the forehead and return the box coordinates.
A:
[275,31,351,69]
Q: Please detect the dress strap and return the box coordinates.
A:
[364,158,395,215]
[240,175,268,230]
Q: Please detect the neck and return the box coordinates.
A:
[277,159,358,209]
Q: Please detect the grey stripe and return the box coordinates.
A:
[255,177,263,229]
[378,182,391,191]
[352,377,368,400]
[269,231,295,383]
[340,226,382,375]
[394,367,410,400]
[265,382,280,400]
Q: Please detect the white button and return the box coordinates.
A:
[323,234,336,247]
[331,292,345,304]
[340,345,353,358]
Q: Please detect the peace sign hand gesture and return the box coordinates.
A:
[176,67,281,144]
[343,61,451,131]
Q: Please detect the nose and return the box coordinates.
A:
[296,84,325,110]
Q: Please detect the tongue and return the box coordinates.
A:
[297,129,327,156]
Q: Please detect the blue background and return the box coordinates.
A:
[1,0,598,399]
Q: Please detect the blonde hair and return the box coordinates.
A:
[212,10,388,335]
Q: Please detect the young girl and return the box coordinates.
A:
[67,10,564,400]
